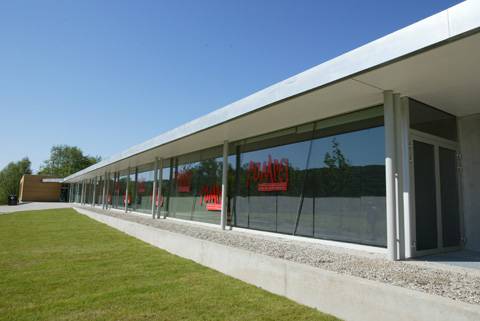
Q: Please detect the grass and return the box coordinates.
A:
[0,209,339,321]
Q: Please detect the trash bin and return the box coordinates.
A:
[7,194,18,206]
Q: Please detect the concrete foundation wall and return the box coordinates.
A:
[459,114,480,251]
[75,207,480,321]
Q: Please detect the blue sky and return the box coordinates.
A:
[0,0,461,172]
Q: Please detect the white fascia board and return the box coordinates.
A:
[64,0,480,182]
[42,178,63,183]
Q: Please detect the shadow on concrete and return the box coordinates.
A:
[415,250,480,270]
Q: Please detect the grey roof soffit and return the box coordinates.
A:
[64,0,480,182]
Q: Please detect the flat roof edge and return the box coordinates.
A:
[64,0,480,182]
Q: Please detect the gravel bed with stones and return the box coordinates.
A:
[79,206,480,305]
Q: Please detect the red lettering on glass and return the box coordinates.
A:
[246,155,289,192]
[198,184,222,211]
[177,170,192,193]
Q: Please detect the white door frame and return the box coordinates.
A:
[409,129,463,257]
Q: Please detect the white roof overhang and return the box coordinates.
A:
[64,0,480,182]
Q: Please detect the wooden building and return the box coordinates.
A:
[19,175,63,202]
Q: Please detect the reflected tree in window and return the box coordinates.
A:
[322,138,352,197]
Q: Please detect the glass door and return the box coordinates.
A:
[411,132,462,256]
[438,147,462,248]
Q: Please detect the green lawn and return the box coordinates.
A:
[0,209,339,321]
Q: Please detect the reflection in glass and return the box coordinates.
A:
[158,165,171,217]
[234,109,386,247]
[169,152,223,224]
[439,147,461,247]
[413,141,438,251]
[134,165,155,213]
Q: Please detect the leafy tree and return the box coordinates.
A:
[0,158,32,203]
[39,145,101,177]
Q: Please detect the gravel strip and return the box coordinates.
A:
[80,206,480,305]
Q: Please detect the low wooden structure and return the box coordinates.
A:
[19,175,62,202]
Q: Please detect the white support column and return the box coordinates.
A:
[92,177,96,207]
[125,168,130,213]
[400,97,413,258]
[102,172,107,209]
[220,140,228,230]
[152,158,159,218]
[393,93,405,260]
[157,159,164,219]
[384,91,398,261]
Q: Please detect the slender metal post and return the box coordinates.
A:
[125,168,130,213]
[221,140,229,230]
[152,158,159,218]
[384,91,398,261]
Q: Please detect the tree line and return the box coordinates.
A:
[0,145,100,204]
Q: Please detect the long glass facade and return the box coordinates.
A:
[71,106,387,247]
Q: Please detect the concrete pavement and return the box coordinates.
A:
[0,202,73,214]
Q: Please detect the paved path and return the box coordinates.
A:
[0,202,72,214]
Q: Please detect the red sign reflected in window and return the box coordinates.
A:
[246,155,289,192]
[198,184,222,211]
[177,170,192,193]
[138,178,146,193]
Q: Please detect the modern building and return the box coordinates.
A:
[65,1,480,260]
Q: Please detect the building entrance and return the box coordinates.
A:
[410,131,462,256]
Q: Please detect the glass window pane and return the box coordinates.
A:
[234,107,386,247]
[114,171,128,209]
[134,165,154,214]
[158,165,171,216]
[409,99,457,141]
[168,147,225,224]
[309,127,386,246]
